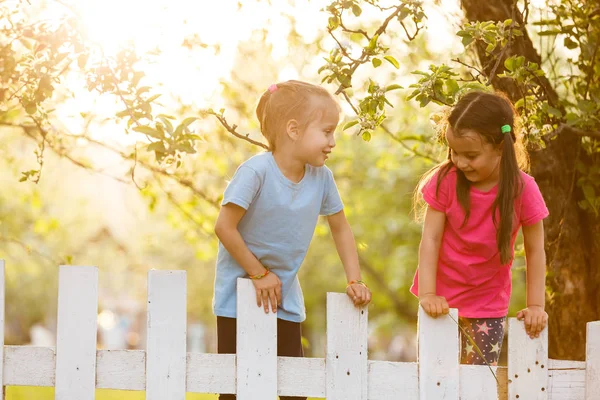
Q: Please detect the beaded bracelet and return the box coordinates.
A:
[347,279,367,288]
[250,269,270,280]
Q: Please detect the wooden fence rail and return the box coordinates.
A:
[1,262,599,399]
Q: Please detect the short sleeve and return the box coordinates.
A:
[520,176,549,226]
[422,170,450,212]
[320,168,344,216]
[222,166,261,210]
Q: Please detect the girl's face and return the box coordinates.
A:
[295,97,339,167]
[446,127,502,187]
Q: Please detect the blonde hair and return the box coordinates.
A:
[256,80,338,151]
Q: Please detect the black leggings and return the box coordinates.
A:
[459,316,507,365]
[217,316,306,400]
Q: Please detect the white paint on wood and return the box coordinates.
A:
[145,270,187,400]
[418,306,459,399]
[368,361,418,400]
[0,345,593,399]
[4,346,56,386]
[459,365,498,400]
[0,260,4,399]
[187,353,236,394]
[508,317,549,400]
[548,368,585,400]
[585,321,600,400]
[54,266,98,400]
[278,356,325,398]
[326,293,368,400]
[96,349,145,390]
[548,359,586,370]
[236,278,277,399]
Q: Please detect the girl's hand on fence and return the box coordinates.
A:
[517,306,548,338]
[346,282,371,306]
[252,272,282,314]
[419,294,449,318]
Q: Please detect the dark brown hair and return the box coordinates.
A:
[256,80,338,151]
[415,91,529,264]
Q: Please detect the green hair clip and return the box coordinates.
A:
[501,124,511,133]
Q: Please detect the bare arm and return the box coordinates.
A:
[327,210,371,305]
[418,206,449,317]
[522,220,546,308]
[214,203,281,312]
[518,220,548,338]
[215,203,266,276]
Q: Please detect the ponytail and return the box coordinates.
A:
[495,125,522,264]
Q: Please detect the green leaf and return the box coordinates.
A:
[538,29,561,36]
[546,106,562,118]
[352,4,362,16]
[372,58,382,68]
[137,86,151,95]
[328,16,339,30]
[133,126,163,139]
[384,55,400,69]
[503,19,513,27]
[147,141,166,152]
[385,84,403,92]
[564,37,578,49]
[132,71,145,87]
[158,116,174,134]
[77,53,89,69]
[146,94,161,103]
[582,185,596,205]
[116,109,131,118]
[368,34,379,50]
[343,120,359,130]
[461,36,475,47]
[25,103,37,115]
[181,117,198,128]
[361,131,372,142]
[445,79,459,96]
[504,57,516,72]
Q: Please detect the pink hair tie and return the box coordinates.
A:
[267,84,278,93]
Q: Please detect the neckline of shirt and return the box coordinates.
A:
[267,152,307,189]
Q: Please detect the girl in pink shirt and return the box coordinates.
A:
[411,91,549,365]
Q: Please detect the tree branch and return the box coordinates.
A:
[381,125,441,163]
[209,112,269,150]
[334,4,407,95]
[0,122,221,207]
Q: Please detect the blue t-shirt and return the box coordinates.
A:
[213,152,344,322]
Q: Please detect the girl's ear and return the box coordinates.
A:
[286,119,300,142]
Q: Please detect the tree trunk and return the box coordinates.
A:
[461,0,600,360]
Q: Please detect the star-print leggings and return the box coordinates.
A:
[459,316,507,365]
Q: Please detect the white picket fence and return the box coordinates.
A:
[1,261,599,399]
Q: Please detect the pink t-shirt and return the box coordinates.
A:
[410,167,549,318]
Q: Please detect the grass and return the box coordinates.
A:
[6,387,322,399]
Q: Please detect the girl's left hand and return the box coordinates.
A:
[517,305,548,339]
[346,282,371,306]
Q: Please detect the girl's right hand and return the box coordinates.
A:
[252,271,282,314]
[419,294,449,318]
